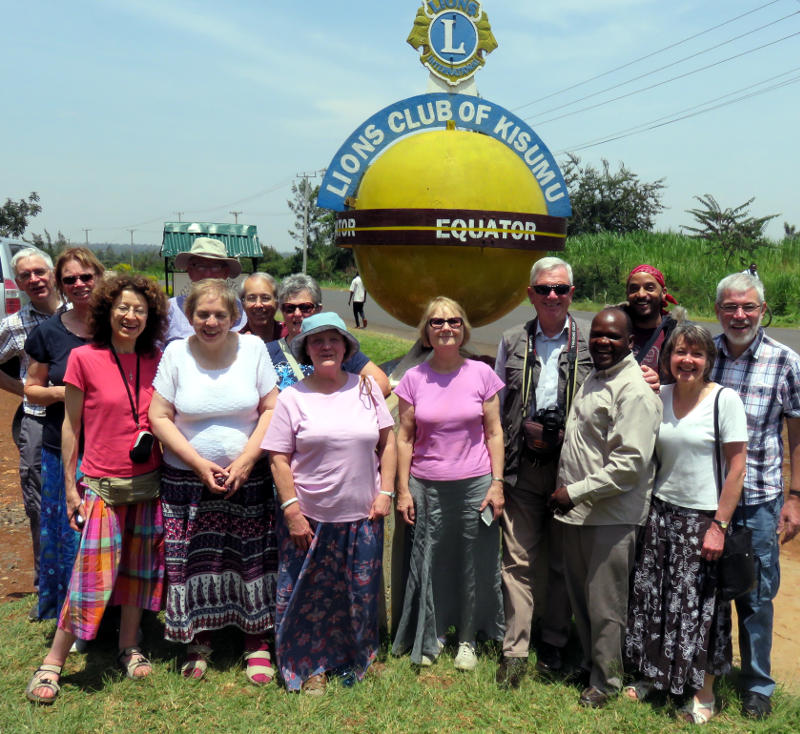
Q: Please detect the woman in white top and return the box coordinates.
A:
[624,322,747,723]
[149,280,279,686]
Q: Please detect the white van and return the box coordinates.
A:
[0,237,25,319]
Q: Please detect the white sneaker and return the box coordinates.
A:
[454,641,477,671]
[70,638,88,654]
[420,654,435,667]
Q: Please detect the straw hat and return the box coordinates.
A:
[174,237,242,277]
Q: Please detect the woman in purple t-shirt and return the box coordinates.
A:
[263,312,396,695]
[392,297,505,671]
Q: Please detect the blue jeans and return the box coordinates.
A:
[732,496,782,697]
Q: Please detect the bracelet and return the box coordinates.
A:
[379,490,395,498]
[491,476,504,483]
[280,497,299,510]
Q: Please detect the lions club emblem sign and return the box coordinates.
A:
[408,1,498,86]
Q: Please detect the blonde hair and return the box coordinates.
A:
[183,279,240,322]
[417,296,471,347]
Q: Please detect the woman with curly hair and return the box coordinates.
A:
[25,272,168,704]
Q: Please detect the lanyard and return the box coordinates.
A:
[109,344,141,429]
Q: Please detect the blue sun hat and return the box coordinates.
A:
[290,311,360,364]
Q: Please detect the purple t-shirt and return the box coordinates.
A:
[262,373,394,523]
[394,359,504,481]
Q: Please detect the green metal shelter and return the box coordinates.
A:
[161,222,262,293]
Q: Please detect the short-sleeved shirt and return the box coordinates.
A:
[64,344,162,477]
[655,384,748,511]
[712,329,800,504]
[394,359,504,481]
[266,338,369,392]
[349,276,366,302]
[262,372,393,523]
[24,312,89,452]
[153,333,277,469]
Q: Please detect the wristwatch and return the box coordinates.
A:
[712,518,729,531]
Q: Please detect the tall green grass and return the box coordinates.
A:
[563,232,800,324]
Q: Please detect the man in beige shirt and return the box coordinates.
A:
[549,307,661,708]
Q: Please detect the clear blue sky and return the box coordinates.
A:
[4,0,799,250]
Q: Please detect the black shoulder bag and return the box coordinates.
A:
[713,387,756,601]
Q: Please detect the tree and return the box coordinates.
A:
[561,154,665,236]
[0,192,42,238]
[785,221,798,240]
[26,229,69,260]
[682,194,778,266]
[287,180,352,277]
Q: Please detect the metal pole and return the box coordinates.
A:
[302,178,309,274]
[174,211,184,222]
[230,210,242,224]
[82,228,91,245]
[128,229,136,267]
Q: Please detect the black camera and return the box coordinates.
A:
[534,407,565,435]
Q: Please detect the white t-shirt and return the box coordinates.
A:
[262,373,394,523]
[153,333,277,469]
[655,384,748,510]
[349,275,366,302]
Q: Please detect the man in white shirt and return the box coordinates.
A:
[348,271,367,329]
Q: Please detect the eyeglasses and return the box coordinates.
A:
[187,260,226,272]
[428,317,464,328]
[16,268,49,282]
[719,303,761,315]
[244,294,275,304]
[61,273,95,286]
[532,284,571,296]
[280,302,317,315]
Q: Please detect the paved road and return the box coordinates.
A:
[322,288,800,357]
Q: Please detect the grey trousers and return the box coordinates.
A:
[561,523,637,693]
[500,455,571,657]
[18,413,45,587]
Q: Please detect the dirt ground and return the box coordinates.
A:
[1,390,798,691]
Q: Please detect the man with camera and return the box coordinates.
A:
[494,257,593,689]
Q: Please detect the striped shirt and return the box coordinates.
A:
[712,329,800,505]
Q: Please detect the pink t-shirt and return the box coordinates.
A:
[394,359,504,481]
[64,344,162,478]
[262,373,394,523]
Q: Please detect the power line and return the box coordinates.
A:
[527,30,800,127]
[513,0,786,112]
[558,72,800,154]
[524,10,799,122]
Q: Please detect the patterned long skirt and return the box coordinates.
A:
[275,514,383,691]
[161,459,277,642]
[37,447,80,619]
[625,497,732,695]
[58,488,165,640]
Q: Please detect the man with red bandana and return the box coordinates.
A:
[624,264,680,376]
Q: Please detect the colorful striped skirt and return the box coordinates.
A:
[161,459,277,642]
[57,487,165,640]
[275,514,383,691]
[38,447,80,619]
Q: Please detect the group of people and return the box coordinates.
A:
[1,241,798,721]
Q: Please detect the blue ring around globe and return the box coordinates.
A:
[428,13,478,64]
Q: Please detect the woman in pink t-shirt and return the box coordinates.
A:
[392,297,505,671]
[263,312,396,695]
[26,273,168,705]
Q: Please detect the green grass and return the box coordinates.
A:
[357,332,414,365]
[3,596,799,733]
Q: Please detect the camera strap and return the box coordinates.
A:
[109,344,141,430]
[521,315,578,419]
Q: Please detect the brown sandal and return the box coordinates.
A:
[301,673,327,696]
[118,646,152,680]
[26,663,62,704]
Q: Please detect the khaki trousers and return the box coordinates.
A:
[500,455,571,658]
[561,523,637,693]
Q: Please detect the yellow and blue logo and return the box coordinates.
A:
[407,1,497,86]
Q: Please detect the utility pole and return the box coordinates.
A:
[295,170,325,274]
[128,229,136,267]
[82,228,91,245]
[229,210,242,224]
[174,211,184,222]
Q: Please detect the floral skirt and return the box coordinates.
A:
[58,488,164,639]
[37,447,80,619]
[275,514,383,691]
[625,497,732,694]
[161,459,277,642]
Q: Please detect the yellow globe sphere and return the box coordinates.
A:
[352,128,550,327]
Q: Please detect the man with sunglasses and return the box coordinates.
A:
[711,272,800,720]
[494,257,593,689]
[0,248,62,614]
[164,237,247,343]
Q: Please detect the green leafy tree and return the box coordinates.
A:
[785,221,798,240]
[0,192,42,237]
[26,228,69,260]
[562,154,665,235]
[683,194,778,266]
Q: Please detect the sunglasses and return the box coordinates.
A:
[61,273,95,286]
[532,284,571,296]
[428,317,464,328]
[280,302,317,315]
